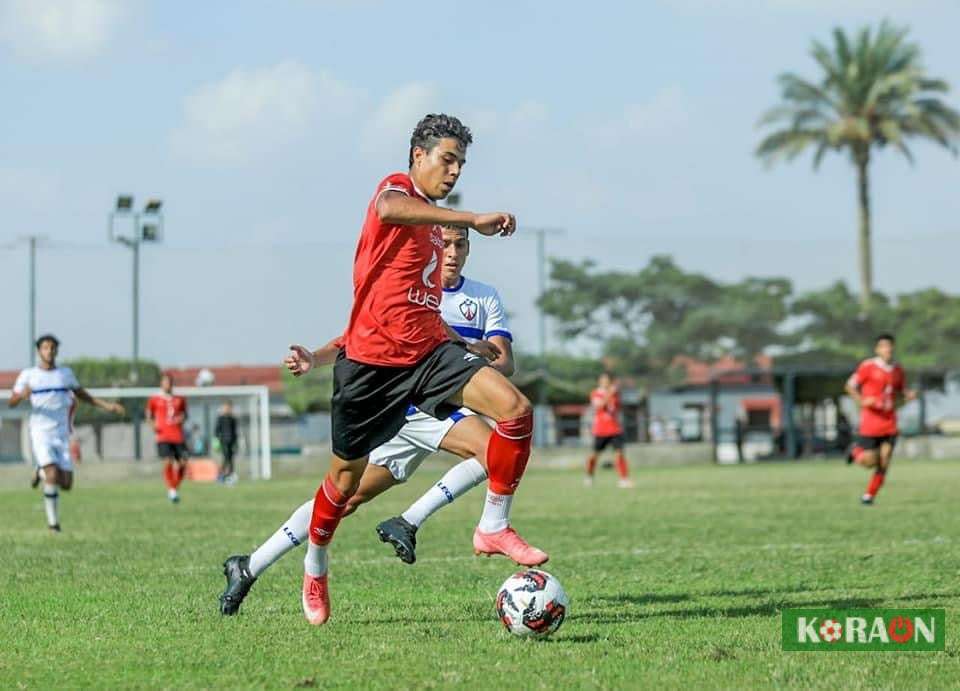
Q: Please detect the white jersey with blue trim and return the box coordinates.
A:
[404,275,512,419]
[440,275,512,345]
[13,366,79,436]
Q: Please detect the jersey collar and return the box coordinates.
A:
[410,178,435,205]
[442,275,465,293]
[872,356,896,371]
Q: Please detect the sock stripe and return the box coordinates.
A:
[321,481,348,508]
[43,492,59,499]
[494,429,532,441]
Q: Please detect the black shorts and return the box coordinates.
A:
[157,442,188,461]
[593,434,625,452]
[331,341,488,460]
[858,435,898,450]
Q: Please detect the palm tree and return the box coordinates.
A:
[756,22,959,310]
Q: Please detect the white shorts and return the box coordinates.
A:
[31,431,73,472]
[369,408,476,482]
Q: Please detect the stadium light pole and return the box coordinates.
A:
[109,196,164,459]
[524,227,565,446]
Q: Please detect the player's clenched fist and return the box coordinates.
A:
[285,345,315,377]
[471,212,516,237]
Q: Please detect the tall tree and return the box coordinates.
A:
[756,21,959,309]
[538,256,792,379]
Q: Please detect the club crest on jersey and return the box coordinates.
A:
[459,299,478,321]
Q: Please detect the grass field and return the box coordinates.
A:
[2,458,959,689]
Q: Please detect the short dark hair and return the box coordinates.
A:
[441,225,469,238]
[876,333,895,344]
[409,113,473,167]
[161,372,174,383]
[35,334,59,349]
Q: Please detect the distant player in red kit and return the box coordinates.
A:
[146,373,189,504]
[845,334,916,505]
[585,373,633,488]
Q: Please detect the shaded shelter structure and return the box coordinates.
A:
[708,366,947,461]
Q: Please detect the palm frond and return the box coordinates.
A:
[757,21,958,165]
[755,129,828,165]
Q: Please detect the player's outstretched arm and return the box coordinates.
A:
[8,386,30,407]
[376,191,516,237]
[74,388,125,415]
[284,336,342,377]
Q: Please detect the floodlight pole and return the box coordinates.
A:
[526,227,565,447]
[109,198,163,460]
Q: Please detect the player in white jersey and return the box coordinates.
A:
[9,335,125,532]
[220,227,547,615]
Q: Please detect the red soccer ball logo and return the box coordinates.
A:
[819,619,842,643]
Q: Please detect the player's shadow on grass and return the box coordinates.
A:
[591,593,692,606]
[591,584,826,608]
[698,584,831,598]
[572,597,882,625]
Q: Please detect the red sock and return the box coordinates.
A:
[486,412,533,495]
[163,462,176,490]
[865,470,886,497]
[308,475,348,546]
[586,455,597,476]
[615,452,629,479]
[175,463,187,487]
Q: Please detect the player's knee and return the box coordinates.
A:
[500,390,532,422]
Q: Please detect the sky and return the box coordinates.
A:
[1,0,958,371]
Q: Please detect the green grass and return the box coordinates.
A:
[1,459,959,689]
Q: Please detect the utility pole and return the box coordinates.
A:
[28,236,37,365]
[3,235,46,366]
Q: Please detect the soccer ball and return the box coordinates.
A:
[495,569,568,638]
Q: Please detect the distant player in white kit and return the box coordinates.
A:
[9,335,125,532]
[219,226,546,615]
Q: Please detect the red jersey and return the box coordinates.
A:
[147,394,187,444]
[848,358,905,437]
[343,173,448,366]
[591,387,623,437]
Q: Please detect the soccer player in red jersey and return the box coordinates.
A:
[275,113,542,625]
[146,373,189,504]
[845,334,916,505]
[585,373,633,488]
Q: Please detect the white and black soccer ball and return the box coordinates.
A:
[495,569,568,638]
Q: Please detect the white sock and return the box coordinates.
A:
[401,458,487,528]
[249,500,312,577]
[478,489,513,533]
[304,542,328,578]
[42,483,59,527]
[167,488,178,500]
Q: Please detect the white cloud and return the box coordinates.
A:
[170,61,360,165]
[0,0,126,62]
[589,86,690,144]
[361,82,440,157]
